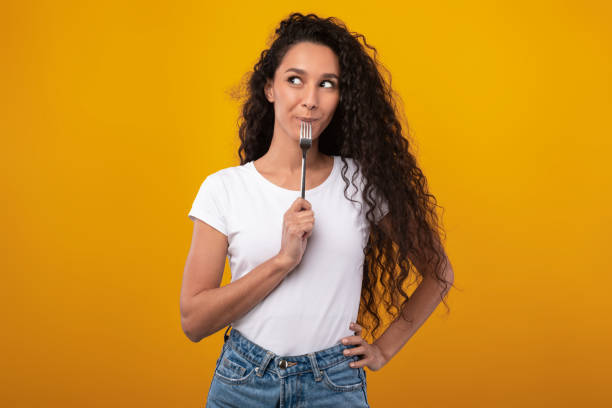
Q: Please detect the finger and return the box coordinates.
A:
[343,345,366,357]
[341,335,365,346]
[298,218,314,228]
[297,211,314,221]
[301,221,314,231]
[350,322,363,336]
[349,359,365,369]
[291,197,311,211]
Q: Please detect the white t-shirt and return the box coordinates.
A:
[188,155,388,356]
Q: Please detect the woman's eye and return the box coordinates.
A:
[288,76,336,88]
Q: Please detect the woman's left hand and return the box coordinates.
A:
[341,322,388,371]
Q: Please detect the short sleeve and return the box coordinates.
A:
[350,157,389,223]
[367,186,389,224]
[188,174,228,236]
[374,193,389,223]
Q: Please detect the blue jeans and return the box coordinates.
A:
[206,326,371,407]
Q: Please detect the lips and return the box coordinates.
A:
[296,116,319,122]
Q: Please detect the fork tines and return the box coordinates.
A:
[299,121,312,198]
[300,121,312,148]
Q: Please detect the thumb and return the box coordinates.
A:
[291,197,311,212]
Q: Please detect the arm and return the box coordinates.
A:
[343,261,453,371]
[180,219,294,343]
[373,266,453,363]
[373,213,454,364]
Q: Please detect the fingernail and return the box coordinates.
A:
[342,339,348,344]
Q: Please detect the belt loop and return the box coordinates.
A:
[223,325,232,343]
[308,353,322,382]
[256,351,275,377]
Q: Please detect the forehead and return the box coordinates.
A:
[277,42,340,75]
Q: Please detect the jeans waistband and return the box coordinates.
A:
[222,325,360,379]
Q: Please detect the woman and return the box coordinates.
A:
[181,12,455,407]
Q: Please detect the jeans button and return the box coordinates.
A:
[279,359,287,369]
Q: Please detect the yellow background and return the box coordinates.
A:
[1,0,610,406]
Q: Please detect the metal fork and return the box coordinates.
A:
[299,120,312,198]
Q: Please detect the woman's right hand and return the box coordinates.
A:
[277,197,315,271]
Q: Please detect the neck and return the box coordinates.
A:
[258,121,328,173]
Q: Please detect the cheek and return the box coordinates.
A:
[323,91,340,106]
[287,94,303,110]
[323,96,340,117]
[273,97,293,118]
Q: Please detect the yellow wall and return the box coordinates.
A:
[1,0,610,406]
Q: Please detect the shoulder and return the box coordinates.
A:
[337,156,359,175]
[339,156,357,167]
[337,156,366,185]
[202,162,250,186]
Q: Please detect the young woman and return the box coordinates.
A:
[181,12,455,407]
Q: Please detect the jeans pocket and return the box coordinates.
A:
[322,357,364,392]
[214,345,257,385]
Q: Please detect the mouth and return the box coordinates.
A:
[296,116,319,123]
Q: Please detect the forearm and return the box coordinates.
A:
[184,255,293,342]
[373,268,454,363]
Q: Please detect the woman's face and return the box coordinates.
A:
[264,41,341,142]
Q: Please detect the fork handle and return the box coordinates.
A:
[300,150,307,199]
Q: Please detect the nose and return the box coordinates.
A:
[301,84,319,110]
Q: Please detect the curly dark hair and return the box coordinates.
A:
[229,12,455,343]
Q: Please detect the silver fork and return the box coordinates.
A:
[299,120,312,199]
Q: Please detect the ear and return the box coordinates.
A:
[264,79,274,103]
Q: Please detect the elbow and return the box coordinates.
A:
[180,300,205,343]
[429,261,454,294]
[442,266,454,296]
[181,315,200,343]
[182,317,212,343]
[180,291,218,342]
[445,266,454,285]
[186,332,203,343]
[441,259,454,284]
[441,254,454,284]
[181,311,215,343]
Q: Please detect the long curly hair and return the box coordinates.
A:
[229,12,454,343]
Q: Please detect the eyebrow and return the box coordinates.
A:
[284,68,339,80]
